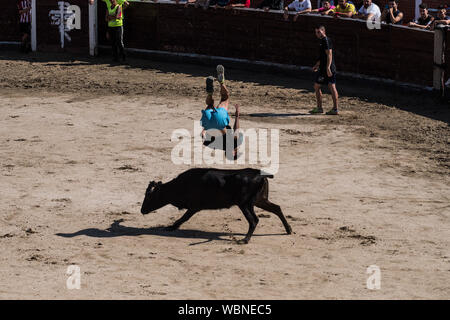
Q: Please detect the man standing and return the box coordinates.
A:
[355,0,381,21]
[17,0,32,53]
[309,26,339,115]
[106,0,129,62]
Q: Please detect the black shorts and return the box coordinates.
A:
[203,126,244,151]
[315,71,336,85]
[20,23,31,35]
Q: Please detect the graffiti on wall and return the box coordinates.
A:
[49,2,81,48]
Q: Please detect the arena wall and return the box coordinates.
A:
[1,1,446,89]
[98,2,434,86]
[36,0,90,52]
[2,1,21,42]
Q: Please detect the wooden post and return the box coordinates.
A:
[89,0,98,56]
[31,0,37,51]
[433,28,445,91]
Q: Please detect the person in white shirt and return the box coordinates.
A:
[355,0,381,21]
[284,0,312,21]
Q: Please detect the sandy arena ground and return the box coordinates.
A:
[0,50,449,299]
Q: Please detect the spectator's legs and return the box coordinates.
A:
[20,24,31,53]
[328,83,339,111]
[117,26,126,61]
[110,27,118,61]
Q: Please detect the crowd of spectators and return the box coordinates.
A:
[145,0,449,31]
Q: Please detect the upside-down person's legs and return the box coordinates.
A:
[218,82,230,111]
[224,104,241,160]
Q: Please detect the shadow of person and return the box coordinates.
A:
[248,112,310,117]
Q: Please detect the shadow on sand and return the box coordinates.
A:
[56,219,286,246]
[1,49,448,124]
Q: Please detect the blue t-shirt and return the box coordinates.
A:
[201,107,230,130]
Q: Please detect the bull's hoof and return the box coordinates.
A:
[286,225,293,234]
[236,238,249,245]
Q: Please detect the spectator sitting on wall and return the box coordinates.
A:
[354,0,380,21]
[311,0,335,15]
[329,0,356,18]
[429,5,450,30]
[283,0,312,21]
[408,3,434,29]
[380,0,403,25]
[258,0,284,11]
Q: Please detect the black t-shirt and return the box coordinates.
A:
[416,15,434,26]
[319,36,336,74]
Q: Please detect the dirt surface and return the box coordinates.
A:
[0,50,449,299]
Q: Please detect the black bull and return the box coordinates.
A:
[141,168,292,244]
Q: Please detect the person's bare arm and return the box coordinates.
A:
[334,11,354,18]
[390,9,402,23]
[293,7,311,20]
[434,19,450,25]
[409,20,433,30]
[326,49,332,77]
[409,23,428,29]
[312,60,320,72]
[297,7,312,14]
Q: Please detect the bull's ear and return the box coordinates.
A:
[148,181,156,188]
[157,181,162,186]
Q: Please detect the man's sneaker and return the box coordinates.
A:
[309,107,324,114]
[217,65,225,84]
[206,76,214,94]
[325,108,338,115]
